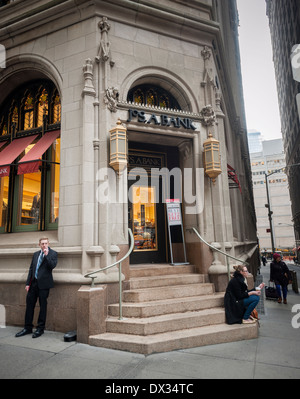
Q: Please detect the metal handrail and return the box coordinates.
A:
[190,228,249,280]
[84,228,134,320]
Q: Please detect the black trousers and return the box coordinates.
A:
[24,280,50,330]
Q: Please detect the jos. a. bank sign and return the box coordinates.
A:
[127,109,197,130]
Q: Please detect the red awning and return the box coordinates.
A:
[18,130,60,175]
[0,135,38,178]
[227,164,242,193]
[0,141,7,150]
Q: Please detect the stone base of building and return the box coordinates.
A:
[0,281,122,334]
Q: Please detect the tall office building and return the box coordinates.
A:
[266,0,300,249]
[247,130,263,153]
[249,134,295,251]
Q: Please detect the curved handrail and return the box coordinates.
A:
[84,228,134,282]
[190,227,249,279]
[84,228,134,320]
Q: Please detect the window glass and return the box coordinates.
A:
[0,80,61,233]
[132,186,157,252]
[0,176,9,230]
[24,94,34,130]
[16,172,41,227]
[37,89,49,127]
[53,93,61,124]
[128,84,180,110]
[49,138,60,224]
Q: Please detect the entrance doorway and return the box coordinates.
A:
[129,183,166,264]
[128,144,180,264]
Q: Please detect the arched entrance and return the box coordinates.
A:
[0,60,62,234]
[124,76,195,264]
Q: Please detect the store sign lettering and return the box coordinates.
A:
[129,155,162,168]
[127,109,197,130]
[0,167,8,176]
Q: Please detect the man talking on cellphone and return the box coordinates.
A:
[15,238,58,339]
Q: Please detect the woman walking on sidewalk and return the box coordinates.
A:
[224,265,265,325]
[270,253,291,304]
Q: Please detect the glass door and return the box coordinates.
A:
[132,186,157,252]
[129,183,166,264]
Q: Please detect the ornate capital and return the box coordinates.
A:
[199,105,216,127]
[104,87,119,112]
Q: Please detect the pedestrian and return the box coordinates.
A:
[15,237,57,338]
[262,255,267,266]
[270,253,291,304]
[224,265,265,325]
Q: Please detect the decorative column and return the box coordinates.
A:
[95,17,126,274]
[81,58,99,274]
[199,103,234,291]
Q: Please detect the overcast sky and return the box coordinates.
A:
[236,0,282,141]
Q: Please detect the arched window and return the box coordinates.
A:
[52,91,61,124]
[0,80,61,233]
[23,92,34,130]
[127,84,180,110]
[37,88,49,128]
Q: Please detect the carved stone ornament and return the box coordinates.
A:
[96,17,111,63]
[201,46,212,61]
[104,87,119,112]
[82,58,95,96]
[199,105,216,127]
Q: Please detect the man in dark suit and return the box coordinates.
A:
[15,238,57,338]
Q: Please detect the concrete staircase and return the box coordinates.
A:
[89,264,258,355]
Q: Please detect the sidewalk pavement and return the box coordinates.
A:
[0,263,300,380]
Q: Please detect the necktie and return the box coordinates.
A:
[35,252,44,279]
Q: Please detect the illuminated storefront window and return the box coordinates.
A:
[0,176,9,229]
[132,186,157,251]
[48,137,60,226]
[0,80,61,233]
[16,171,41,228]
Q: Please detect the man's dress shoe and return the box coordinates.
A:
[32,329,44,338]
[15,328,32,337]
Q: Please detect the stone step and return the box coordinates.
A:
[108,293,224,318]
[106,308,225,336]
[89,323,259,355]
[129,273,206,289]
[123,283,215,303]
[130,264,195,278]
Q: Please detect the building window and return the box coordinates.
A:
[24,93,35,130]
[37,88,49,128]
[0,80,61,233]
[127,84,181,110]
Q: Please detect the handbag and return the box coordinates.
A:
[265,281,279,300]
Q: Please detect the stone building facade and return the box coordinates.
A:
[0,0,258,334]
